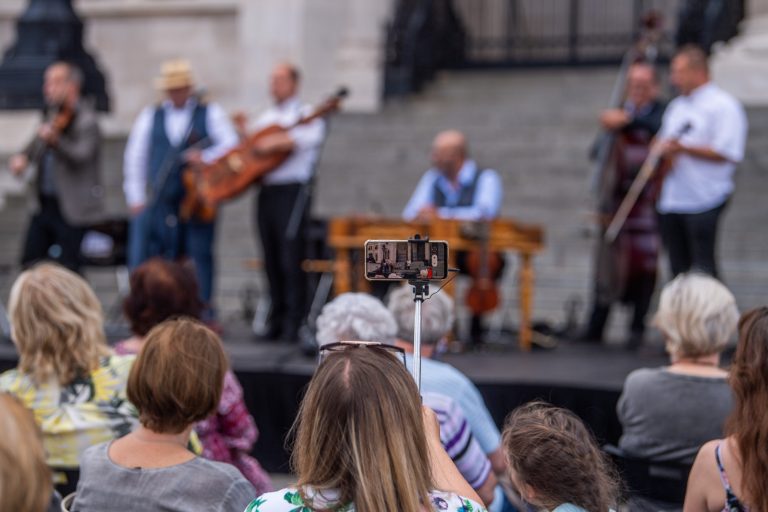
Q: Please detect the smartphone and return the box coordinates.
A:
[364,240,449,281]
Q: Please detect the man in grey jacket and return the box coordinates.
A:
[9,61,103,272]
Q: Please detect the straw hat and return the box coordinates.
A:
[155,59,195,90]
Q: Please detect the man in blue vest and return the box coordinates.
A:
[123,60,238,320]
[403,130,504,346]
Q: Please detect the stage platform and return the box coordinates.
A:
[0,325,671,473]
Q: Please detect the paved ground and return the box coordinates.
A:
[1,68,766,343]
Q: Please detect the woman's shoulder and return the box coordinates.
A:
[428,490,487,511]
[94,354,135,378]
[0,367,27,390]
[244,488,487,512]
[0,368,48,402]
[244,488,308,512]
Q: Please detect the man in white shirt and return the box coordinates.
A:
[403,131,504,346]
[657,45,747,278]
[123,60,238,314]
[251,63,325,341]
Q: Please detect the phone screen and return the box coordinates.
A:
[364,240,448,281]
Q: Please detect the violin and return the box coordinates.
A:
[27,102,76,163]
[188,87,348,211]
[464,222,504,315]
[180,162,217,222]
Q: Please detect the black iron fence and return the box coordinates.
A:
[454,0,681,67]
[384,0,744,96]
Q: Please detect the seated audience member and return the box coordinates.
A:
[119,258,271,493]
[503,401,621,512]
[246,343,485,511]
[72,319,255,511]
[386,286,507,474]
[684,307,768,512]
[0,264,136,492]
[0,393,56,512]
[315,292,497,507]
[617,273,738,464]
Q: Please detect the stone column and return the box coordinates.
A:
[238,0,391,114]
[711,0,768,105]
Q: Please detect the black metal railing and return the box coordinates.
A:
[383,0,744,97]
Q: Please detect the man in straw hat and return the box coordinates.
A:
[123,59,237,320]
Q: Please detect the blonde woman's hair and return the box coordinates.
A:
[653,272,739,358]
[9,263,110,386]
[292,347,433,512]
[0,393,52,512]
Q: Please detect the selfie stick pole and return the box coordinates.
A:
[408,234,429,392]
[409,279,429,392]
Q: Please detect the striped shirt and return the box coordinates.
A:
[407,354,501,453]
[423,392,492,490]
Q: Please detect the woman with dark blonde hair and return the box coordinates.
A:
[246,343,485,511]
[0,263,136,493]
[72,318,255,511]
[502,401,621,511]
[684,306,768,511]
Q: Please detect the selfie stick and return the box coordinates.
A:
[408,234,430,392]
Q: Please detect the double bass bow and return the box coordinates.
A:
[184,87,348,216]
[604,122,692,243]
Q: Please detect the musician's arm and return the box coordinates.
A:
[436,170,503,221]
[676,145,730,162]
[123,107,153,211]
[289,117,326,151]
[201,103,239,163]
[402,170,437,221]
[51,114,101,168]
[623,101,665,135]
[669,107,747,164]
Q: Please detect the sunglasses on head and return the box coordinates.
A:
[318,341,407,366]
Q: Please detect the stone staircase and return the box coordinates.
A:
[1,68,766,342]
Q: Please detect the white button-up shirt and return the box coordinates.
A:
[123,98,238,208]
[252,96,326,186]
[657,82,747,214]
[402,160,503,221]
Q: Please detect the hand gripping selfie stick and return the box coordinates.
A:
[408,234,430,392]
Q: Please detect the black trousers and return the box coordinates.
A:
[256,183,307,339]
[21,195,84,273]
[658,200,727,278]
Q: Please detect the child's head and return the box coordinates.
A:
[502,402,620,511]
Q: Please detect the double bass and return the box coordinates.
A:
[180,88,348,220]
[585,12,666,337]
